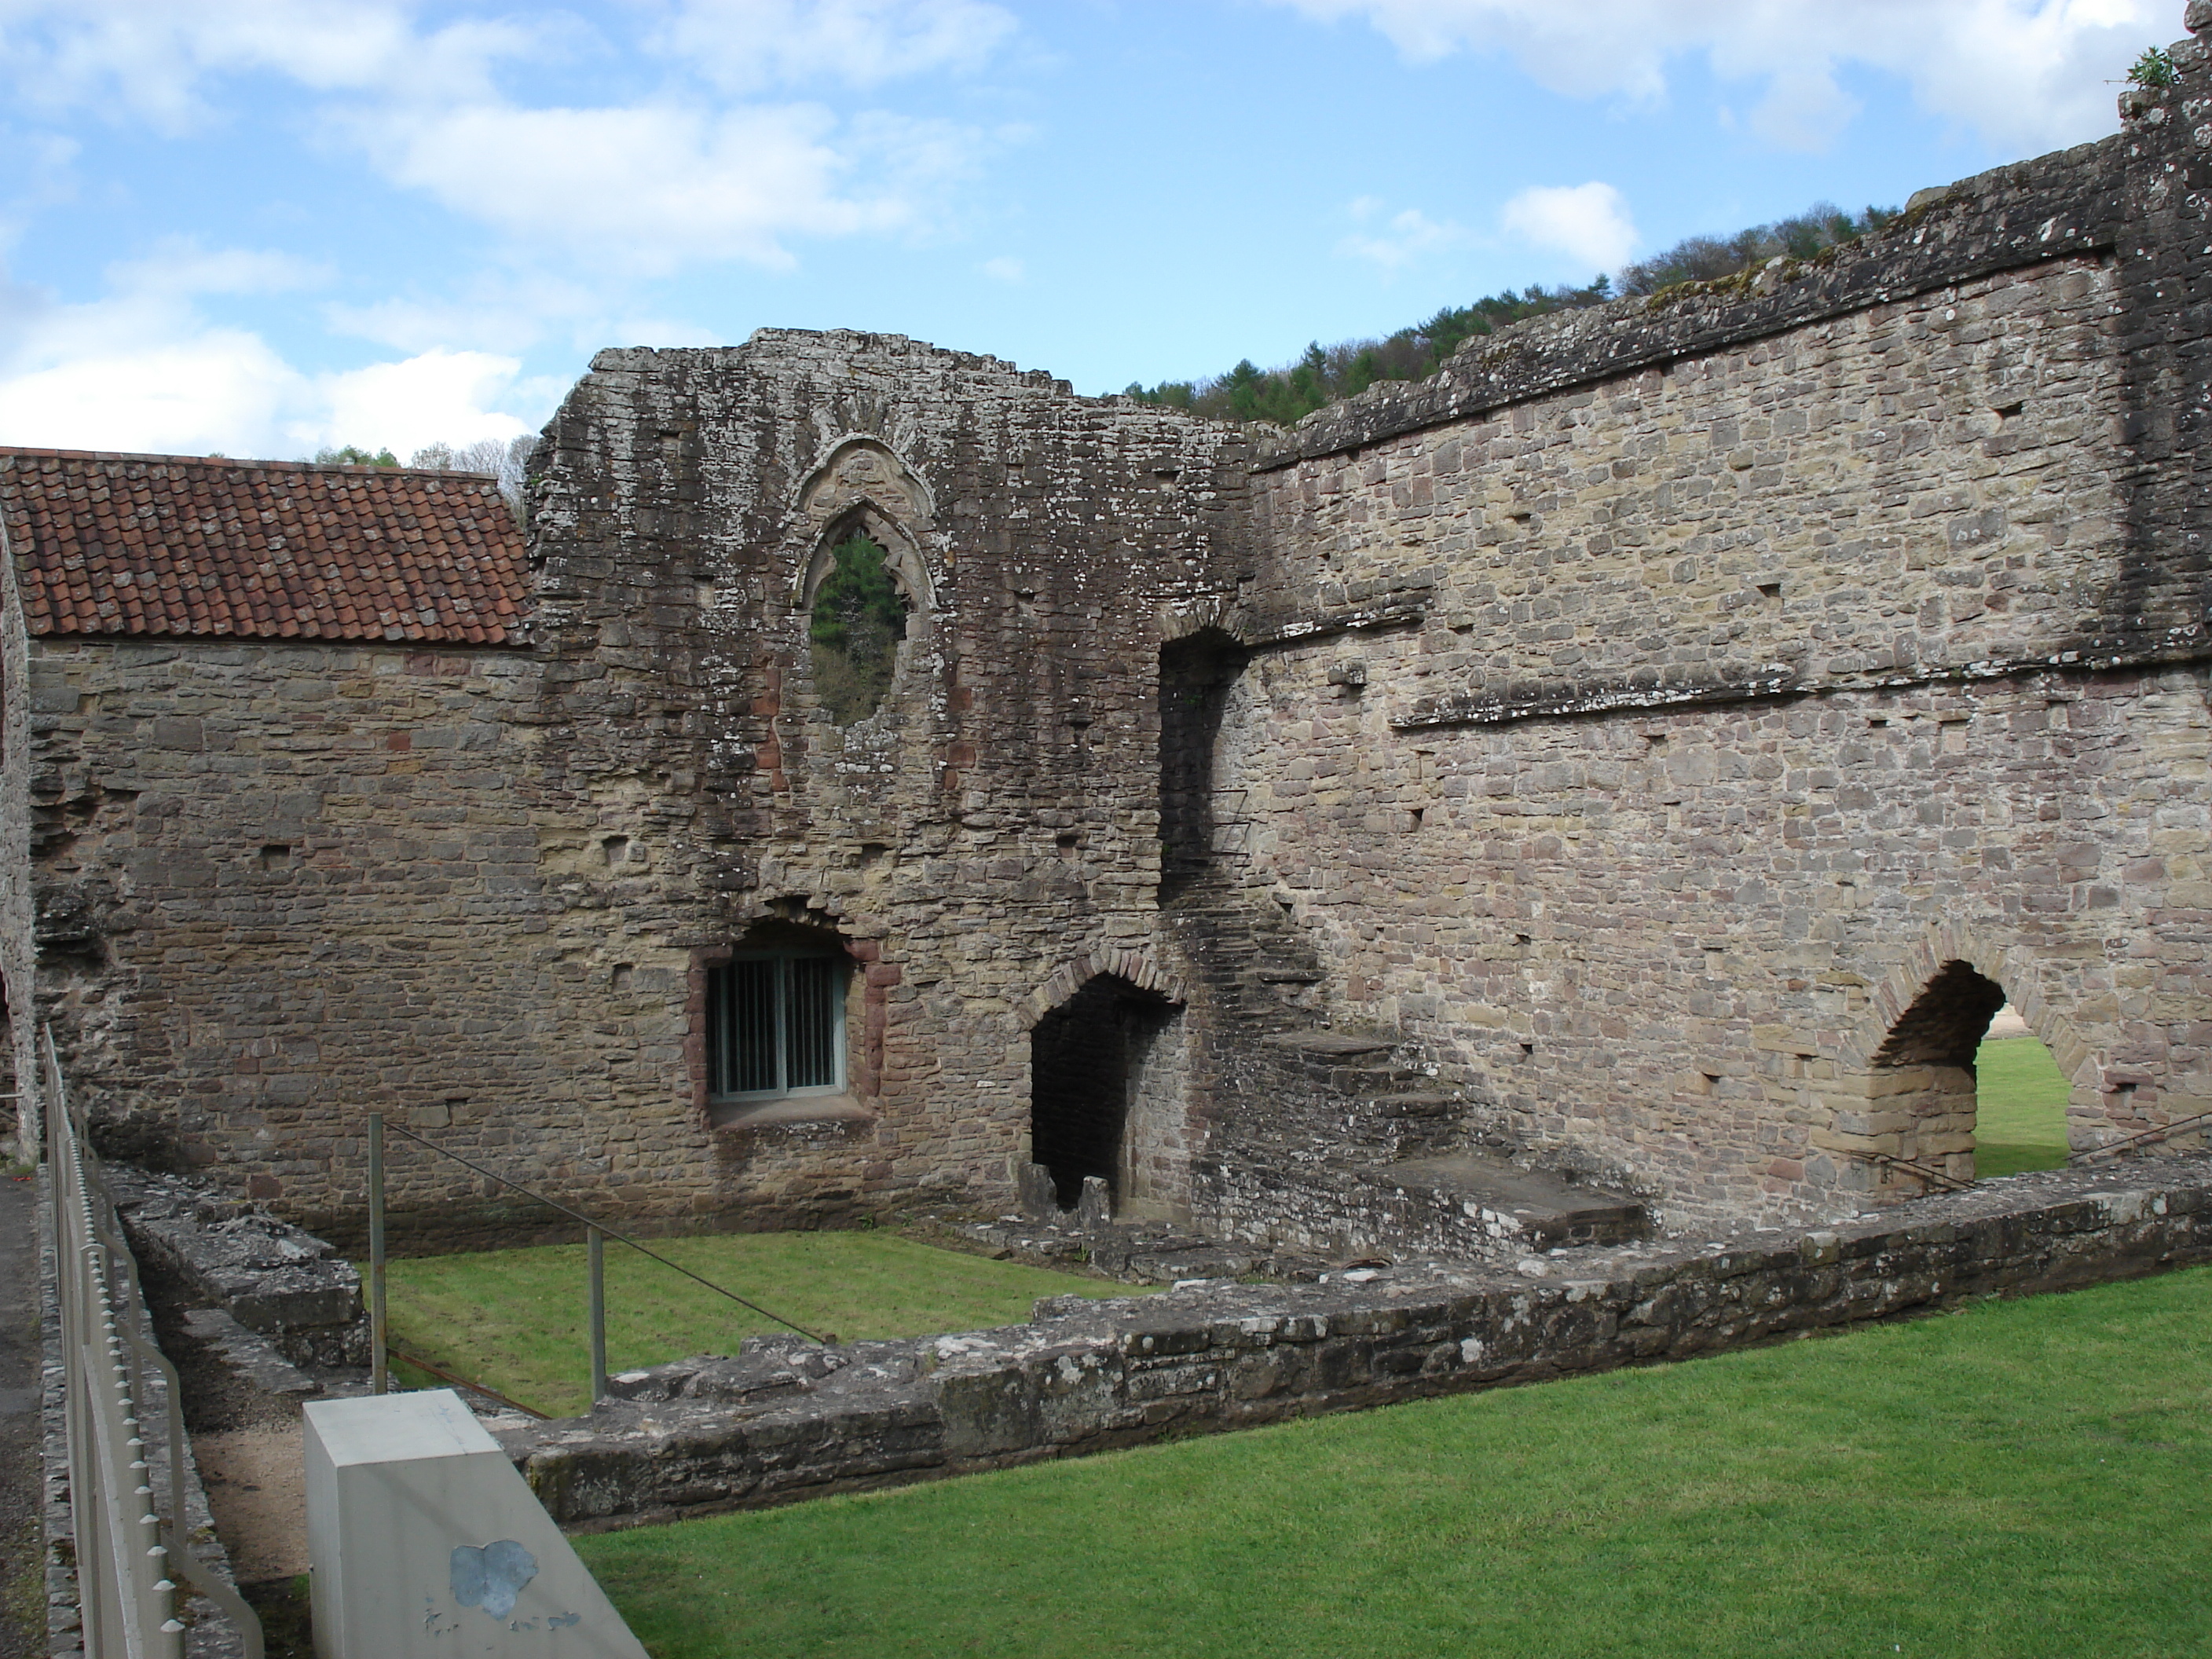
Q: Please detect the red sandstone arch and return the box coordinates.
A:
[1026,947,1186,1024]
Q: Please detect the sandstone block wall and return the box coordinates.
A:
[14,25,2212,1241]
[13,334,1247,1240]
[1174,51,2212,1225]
[14,636,651,1240]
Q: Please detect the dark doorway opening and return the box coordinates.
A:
[1029,974,1174,1210]
[1158,630,1242,900]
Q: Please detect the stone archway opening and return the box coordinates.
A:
[1972,1003,2073,1178]
[1027,973,1182,1217]
[1868,960,2009,1189]
[1858,962,2078,1193]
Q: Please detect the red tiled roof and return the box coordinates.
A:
[0,448,530,646]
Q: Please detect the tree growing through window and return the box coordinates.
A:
[810,533,909,725]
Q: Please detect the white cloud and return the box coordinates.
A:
[0,1,534,134]
[346,100,924,274]
[1747,67,1861,152]
[1337,196,1466,270]
[1500,181,1637,271]
[979,255,1024,281]
[0,2,1009,273]
[1266,0,2166,154]
[0,253,531,458]
[317,350,529,458]
[107,237,330,298]
[648,0,1017,93]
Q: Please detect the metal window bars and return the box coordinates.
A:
[706,953,844,1098]
[42,1023,264,1659]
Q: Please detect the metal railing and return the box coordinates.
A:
[2068,1108,2212,1165]
[43,1024,263,1658]
[365,1112,824,1408]
[1873,1150,1975,1194]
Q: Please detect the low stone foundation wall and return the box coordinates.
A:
[107,1166,368,1368]
[506,1156,2212,1527]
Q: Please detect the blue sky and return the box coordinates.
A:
[0,0,2175,460]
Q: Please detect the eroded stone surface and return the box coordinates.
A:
[507,1155,2212,1525]
[3,23,2210,1247]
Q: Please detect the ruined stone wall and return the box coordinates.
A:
[1204,646,2207,1223]
[16,336,1247,1236]
[13,636,657,1240]
[21,26,2212,1243]
[511,332,1247,1233]
[512,1160,2212,1525]
[1188,66,2212,1226]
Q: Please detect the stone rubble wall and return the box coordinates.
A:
[15,332,1251,1238]
[511,333,1247,1232]
[506,1155,2212,1525]
[105,1164,367,1368]
[1203,641,2209,1225]
[11,24,2212,1236]
[1247,255,2130,720]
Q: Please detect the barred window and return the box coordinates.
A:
[706,953,846,1101]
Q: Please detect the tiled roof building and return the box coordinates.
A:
[0,448,529,645]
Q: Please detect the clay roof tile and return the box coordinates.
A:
[0,449,529,646]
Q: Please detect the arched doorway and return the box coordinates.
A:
[1866,959,2075,1191]
[1027,974,1183,1218]
[1972,1003,2072,1178]
[1869,960,2005,1188]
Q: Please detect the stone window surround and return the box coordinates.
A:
[687,941,873,1131]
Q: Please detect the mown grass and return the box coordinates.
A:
[383,1232,1148,1417]
[390,1037,2071,1415]
[580,1265,2212,1659]
[1976,1035,2072,1178]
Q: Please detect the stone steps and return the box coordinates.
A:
[1364,1152,1650,1249]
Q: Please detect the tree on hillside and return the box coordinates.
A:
[1130,199,1899,428]
[1617,201,1896,295]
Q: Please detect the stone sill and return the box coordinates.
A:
[708,1093,874,1131]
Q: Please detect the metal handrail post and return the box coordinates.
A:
[588,1226,608,1405]
[368,1113,387,1395]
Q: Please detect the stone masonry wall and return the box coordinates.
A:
[500,332,1244,1233]
[20,333,1247,1240]
[1173,46,2212,1227]
[507,1158,2212,1526]
[1205,643,2207,1225]
[16,635,633,1241]
[16,20,2212,1242]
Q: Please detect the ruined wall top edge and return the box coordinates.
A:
[586,329,1078,397]
[1253,129,2133,472]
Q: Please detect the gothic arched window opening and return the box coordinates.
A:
[809,532,911,726]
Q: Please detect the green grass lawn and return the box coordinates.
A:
[580,1265,2212,1659]
[383,1232,1148,1417]
[1976,1035,2072,1178]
